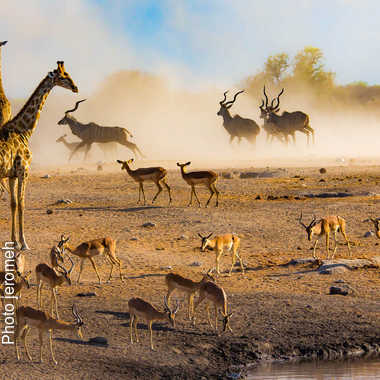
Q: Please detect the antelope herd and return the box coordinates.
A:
[0,40,377,369]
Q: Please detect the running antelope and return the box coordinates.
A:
[36,255,74,319]
[165,270,215,320]
[193,281,233,332]
[298,213,351,259]
[177,162,219,207]
[0,271,31,309]
[217,90,260,145]
[117,158,172,205]
[260,87,314,145]
[59,235,124,284]
[58,99,144,160]
[15,304,84,365]
[199,233,244,276]
[128,296,180,350]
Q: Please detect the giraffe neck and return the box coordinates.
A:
[7,75,54,141]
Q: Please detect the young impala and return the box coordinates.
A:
[59,234,124,284]
[165,270,215,320]
[36,254,74,319]
[299,212,351,259]
[117,158,172,205]
[177,162,219,207]
[193,281,233,333]
[198,233,244,276]
[128,296,180,350]
[15,304,84,365]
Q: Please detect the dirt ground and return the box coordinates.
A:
[0,161,379,379]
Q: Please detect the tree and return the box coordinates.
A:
[264,53,289,83]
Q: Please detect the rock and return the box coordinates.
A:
[41,174,50,179]
[156,247,165,251]
[189,261,202,267]
[160,266,172,270]
[319,179,326,182]
[130,237,138,241]
[76,292,97,297]
[364,231,374,238]
[88,336,108,346]
[221,172,233,179]
[55,199,72,205]
[46,209,53,215]
[142,222,155,228]
[177,234,188,240]
[319,168,327,174]
[329,286,348,296]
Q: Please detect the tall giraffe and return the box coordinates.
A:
[0,61,78,249]
[0,40,11,127]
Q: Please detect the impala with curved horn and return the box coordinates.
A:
[58,99,144,160]
[259,87,314,145]
[35,253,75,319]
[217,90,260,145]
[298,212,351,259]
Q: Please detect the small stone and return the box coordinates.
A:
[41,174,50,179]
[189,261,201,267]
[364,231,374,238]
[160,266,172,270]
[319,168,327,174]
[177,234,188,240]
[130,237,138,241]
[156,247,165,251]
[76,292,97,297]
[329,286,348,296]
[142,222,155,228]
[46,209,53,214]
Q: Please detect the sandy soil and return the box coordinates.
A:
[0,161,379,379]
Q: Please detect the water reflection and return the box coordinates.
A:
[248,358,380,379]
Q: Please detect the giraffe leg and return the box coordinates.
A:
[89,257,102,284]
[8,177,20,249]
[17,176,29,250]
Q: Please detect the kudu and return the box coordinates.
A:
[58,100,144,160]
[259,87,314,145]
[217,90,260,145]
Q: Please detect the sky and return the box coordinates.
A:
[1,0,380,97]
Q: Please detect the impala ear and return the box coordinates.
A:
[176,162,181,167]
[185,161,191,166]
[116,160,123,164]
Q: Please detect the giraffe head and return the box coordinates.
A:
[48,61,78,93]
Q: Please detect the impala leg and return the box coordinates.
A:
[192,186,201,207]
[77,258,85,283]
[108,254,123,282]
[229,251,236,276]
[149,321,155,351]
[331,230,338,259]
[189,293,195,320]
[50,289,54,317]
[152,181,163,204]
[326,231,330,259]
[341,229,351,256]
[213,183,219,207]
[49,329,57,365]
[187,187,193,207]
[206,304,213,327]
[130,314,134,344]
[137,183,142,204]
[37,281,42,309]
[39,329,44,363]
[192,292,206,325]
[89,257,102,284]
[187,294,192,320]
[161,178,172,204]
[15,322,25,360]
[313,239,319,259]
[214,305,218,331]
[236,250,245,275]
[205,184,215,208]
[53,288,59,319]
[166,288,174,308]
[140,183,146,205]
[216,250,223,275]
[134,316,139,343]
[23,326,32,361]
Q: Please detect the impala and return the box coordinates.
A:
[59,234,124,284]
[49,245,65,271]
[193,281,233,332]
[15,304,84,365]
[36,255,74,319]
[117,158,172,205]
[0,270,31,309]
[165,270,215,320]
[368,217,380,239]
[128,296,180,350]
[198,233,244,276]
[177,162,219,207]
[299,212,351,259]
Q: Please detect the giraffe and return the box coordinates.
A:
[0,40,11,127]
[0,41,11,198]
[0,61,78,249]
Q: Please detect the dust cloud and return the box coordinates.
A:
[10,69,380,170]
